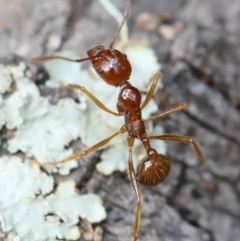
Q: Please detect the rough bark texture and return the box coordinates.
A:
[0,0,240,241]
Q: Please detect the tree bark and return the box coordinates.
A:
[0,0,239,241]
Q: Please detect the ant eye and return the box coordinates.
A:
[123,53,127,58]
[97,67,104,74]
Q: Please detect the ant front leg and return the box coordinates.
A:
[140,73,162,110]
[127,137,142,241]
[149,134,213,188]
[62,84,120,116]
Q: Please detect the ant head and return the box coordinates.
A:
[87,45,132,87]
[86,0,132,87]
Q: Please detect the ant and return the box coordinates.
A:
[31,0,211,240]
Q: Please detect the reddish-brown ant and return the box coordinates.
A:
[32,0,210,240]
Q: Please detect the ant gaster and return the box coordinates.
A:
[32,0,211,240]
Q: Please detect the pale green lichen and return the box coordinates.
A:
[0,63,27,129]
[0,156,106,241]
[0,63,107,241]
[0,64,14,94]
[0,62,80,174]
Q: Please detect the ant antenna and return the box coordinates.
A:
[31,55,96,63]
[109,0,131,48]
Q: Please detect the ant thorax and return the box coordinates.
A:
[87,45,132,87]
[117,81,146,139]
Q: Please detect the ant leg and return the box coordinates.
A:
[149,134,213,188]
[43,126,127,165]
[144,102,188,123]
[62,84,120,116]
[127,137,142,241]
[140,73,162,110]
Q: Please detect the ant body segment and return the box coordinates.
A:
[32,0,210,240]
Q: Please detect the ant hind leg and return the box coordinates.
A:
[42,126,127,166]
[149,134,213,188]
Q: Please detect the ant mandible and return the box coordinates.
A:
[32,0,210,240]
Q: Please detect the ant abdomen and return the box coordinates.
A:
[136,153,171,186]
